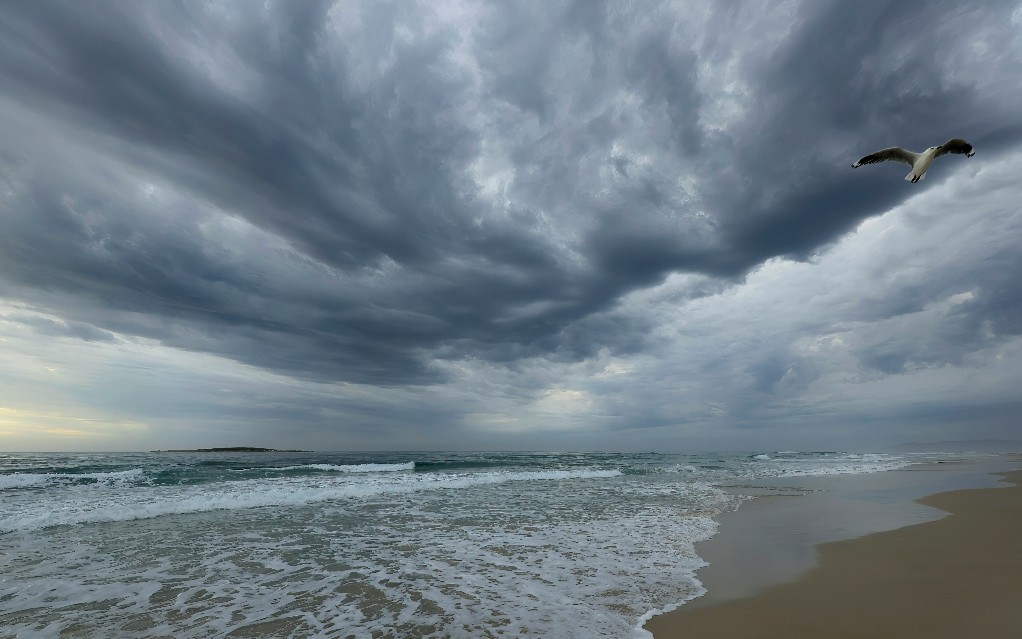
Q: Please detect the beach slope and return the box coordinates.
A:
[647,469,1022,639]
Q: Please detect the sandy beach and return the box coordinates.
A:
[646,464,1022,638]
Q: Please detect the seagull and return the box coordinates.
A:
[851,138,975,182]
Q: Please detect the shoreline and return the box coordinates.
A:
[645,455,1022,638]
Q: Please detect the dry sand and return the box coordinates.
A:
[646,469,1022,639]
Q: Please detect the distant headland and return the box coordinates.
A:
[152,447,312,453]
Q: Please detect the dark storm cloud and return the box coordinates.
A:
[0,0,472,270]
[1,0,1020,386]
[706,1,1022,265]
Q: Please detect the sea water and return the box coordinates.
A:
[0,451,916,638]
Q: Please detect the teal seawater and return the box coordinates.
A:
[1,450,917,638]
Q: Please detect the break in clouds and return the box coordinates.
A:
[2,0,1022,450]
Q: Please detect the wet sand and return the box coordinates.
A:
[646,465,1022,638]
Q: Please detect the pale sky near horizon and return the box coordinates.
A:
[2,0,1022,452]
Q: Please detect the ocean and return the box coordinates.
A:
[1,450,920,638]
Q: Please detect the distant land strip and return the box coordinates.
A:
[151,447,312,453]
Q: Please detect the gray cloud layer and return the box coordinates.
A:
[2,0,1022,450]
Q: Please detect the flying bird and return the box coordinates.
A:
[852,138,975,182]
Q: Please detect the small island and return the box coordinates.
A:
[152,447,311,453]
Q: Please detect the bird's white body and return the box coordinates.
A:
[907,147,937,182]
[852,138,975,183]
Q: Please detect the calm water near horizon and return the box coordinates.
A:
[1,450,949,638]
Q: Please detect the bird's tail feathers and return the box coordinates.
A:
[904,170,924,182]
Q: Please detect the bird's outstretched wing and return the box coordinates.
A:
[934,138,975,158]
[851,147,918,168]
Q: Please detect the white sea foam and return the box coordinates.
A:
[285,462,416,473]
[0,485,722,639]
[0,468,622,533]
[753,453,911,477]
[232,462,415,473]
[0,468,143,490]
[78,468,146,481]
[0,450,926,639]
[0,473,50,490]
[662,464,700,473]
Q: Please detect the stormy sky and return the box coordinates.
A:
[2,0,1022,452]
